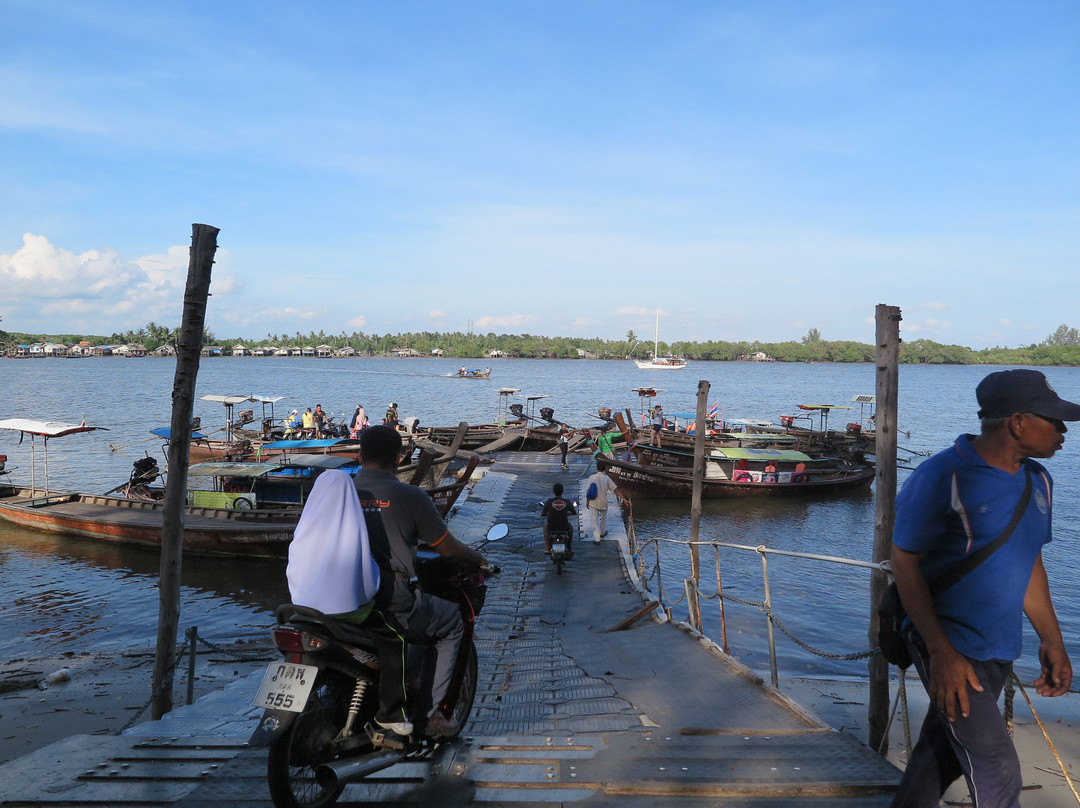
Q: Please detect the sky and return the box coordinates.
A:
[1,1,1078,348]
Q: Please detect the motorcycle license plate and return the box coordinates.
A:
[253,662,318,712]
[551,542,566,554]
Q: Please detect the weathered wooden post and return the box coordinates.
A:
[868,304,901,754]
[687,380,709,631]
[151,224,218,719]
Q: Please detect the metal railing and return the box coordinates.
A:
[628,531,886,689]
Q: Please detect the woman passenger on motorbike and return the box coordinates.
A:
[286,469,414,748]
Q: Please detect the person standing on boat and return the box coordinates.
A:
[301,407,315,438]
[312,404,327,438]
[557,427,573,469]
[649,404,665,446]
[590,424,621,459]
[889,369,1076,808]
[585,459,628,543]
[349,404,367,438]
[353,425,488,739]
[384,402,399,429]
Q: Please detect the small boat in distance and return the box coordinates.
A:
[633,310,687,370]
[457,367,491,379]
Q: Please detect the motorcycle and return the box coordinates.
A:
[250,523,507,808]
[539,500,573,575]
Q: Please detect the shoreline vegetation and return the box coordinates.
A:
[5,323,1080,366]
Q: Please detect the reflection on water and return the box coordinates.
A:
[0,520,285,659]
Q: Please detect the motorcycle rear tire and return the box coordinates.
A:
[447,642,479,733]
[267,671,351,808]
[554,555,564,575]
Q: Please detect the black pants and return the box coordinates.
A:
[356,607,409,726]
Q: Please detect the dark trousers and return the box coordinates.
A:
[357,607,409,726]
[890,627,1020,808]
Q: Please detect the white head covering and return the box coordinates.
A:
[287,470,380,614]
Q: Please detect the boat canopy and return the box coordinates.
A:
[724,418,776,428]
[0,419,107,438]
[275,454,359,470]
[151,427,209,440]
[260,438,360,451]
[710,448,813,462]
[188,461,281,478]
[796,404,855,412]
[199,394,284,406]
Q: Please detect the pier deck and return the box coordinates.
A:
[0,451,900,806]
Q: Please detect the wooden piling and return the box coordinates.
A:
[868,304,901,754]
[151,224,218,720]
[687,380,709,632]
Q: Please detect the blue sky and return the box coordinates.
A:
[2,1,1078,348]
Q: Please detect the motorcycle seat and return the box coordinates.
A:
[276,603,383,653]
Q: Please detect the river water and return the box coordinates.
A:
[2,357,1079,686]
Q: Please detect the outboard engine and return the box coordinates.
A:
[509,404,524,417]
[0,455,7,474]
[236,409,254,426]
[191,417,201,430]
[540,407,555,422]
[131,456,159,484]
[598,407,612,420]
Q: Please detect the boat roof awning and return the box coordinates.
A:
[0,419,107,437]
[796,404,855,411]
[524,394,550,401]
[199,394,284,405]
[711,448,813,462]
[277,454,360,470]
[715,432,799,443]
[151,427,209,440]
[724,418,776,427]
[852,395,876,404]
[260,438,360,450]
[631,387,664,396]
[188,461,281,478]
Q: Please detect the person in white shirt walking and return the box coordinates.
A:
[584,459,628,543]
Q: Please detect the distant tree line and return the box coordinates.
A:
[5,322,1080,366]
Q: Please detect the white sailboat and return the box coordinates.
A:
[632,310,687,370]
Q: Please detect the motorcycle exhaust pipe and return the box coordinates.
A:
[315,749,405,789]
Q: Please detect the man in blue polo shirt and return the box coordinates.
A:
[890,369,1077,808]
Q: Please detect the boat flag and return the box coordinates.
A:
[707,402,719,419]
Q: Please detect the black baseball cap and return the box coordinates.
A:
[976,369,1080,420]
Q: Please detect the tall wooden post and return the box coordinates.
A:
[868,304,901,754]
[687,380,709,631]
[151,224,218,719]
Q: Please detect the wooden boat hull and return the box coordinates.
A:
[0,486,297,558]
[602,457,875,500]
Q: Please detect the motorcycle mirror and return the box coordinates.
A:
[485,523,509,542]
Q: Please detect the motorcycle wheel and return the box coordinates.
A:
[555,555,564,575]
[267,672,349,808]
[447,642,479,733]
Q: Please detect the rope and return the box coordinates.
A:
[1010,672,1080,805]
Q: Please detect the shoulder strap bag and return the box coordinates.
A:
[878,468,1033,668]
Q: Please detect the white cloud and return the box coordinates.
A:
[473,314,538,329]
[348,315,368,328]
[428,310,444,318]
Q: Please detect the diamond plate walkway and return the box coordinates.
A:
[0,451,900,806]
